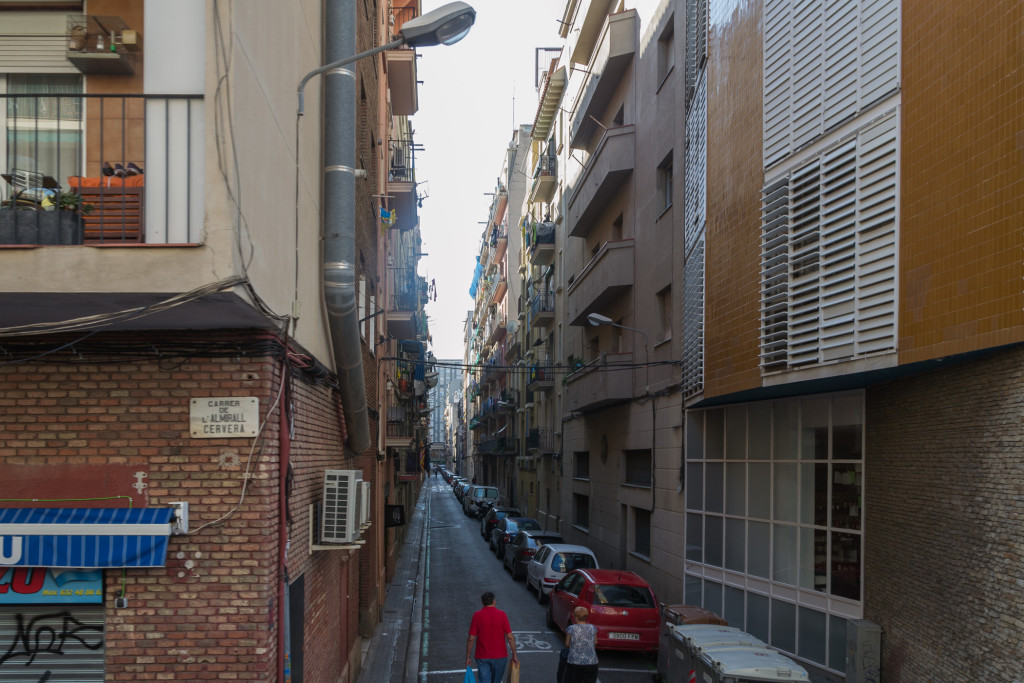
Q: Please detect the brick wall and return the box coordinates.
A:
[866,344,1024,680]
[0,334,363,682]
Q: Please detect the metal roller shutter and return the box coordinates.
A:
[0,604,104,682]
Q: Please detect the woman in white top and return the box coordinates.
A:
[563,606,599,683]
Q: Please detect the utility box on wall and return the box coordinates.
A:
[846,618,881,683]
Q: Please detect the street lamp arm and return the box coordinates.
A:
[297,38,406,115]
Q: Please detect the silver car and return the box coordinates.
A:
[526,543,599,602]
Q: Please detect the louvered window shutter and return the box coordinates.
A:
[684,71,707,257]
[683,238,705,398]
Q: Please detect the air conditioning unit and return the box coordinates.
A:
[322,469,361,544]
[357,480,372,527]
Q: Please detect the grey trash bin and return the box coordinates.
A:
[668,625,766,682]
[657,605,727,680]
[695,644,809,682]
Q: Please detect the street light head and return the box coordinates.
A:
[587,313,613,327]
[400,2,477,48]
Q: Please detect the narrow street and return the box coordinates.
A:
[416,478,659,683]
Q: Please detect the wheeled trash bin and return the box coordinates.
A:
[696,644,809,682]
[667,625,767,682]
[657,605,727,680]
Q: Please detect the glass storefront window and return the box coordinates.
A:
[726,462,746,516]
[798,607,827,664]
[749,462,770,519]
[686,513,703,561]
[799,527,827,592]
[748,520,770,578]
[706,462,724,513]
[800,398,829,460]
[832,463,862,530]
[725,517,745,572]
[684,393,864,675]
[773,523,797,585]
[799,463,828,526]
[831,531,861,600]
[726,404,746,459]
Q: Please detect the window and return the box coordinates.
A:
[634,507,651,557]
[5,74,83,182]
[573,493,590,529]
[684,393,864,673]
[574,452,590,480]
[657,287,672,342]
[624,449,652,487]
[657,17,675,86]
[358,275,367,340]
[658,152,673,211]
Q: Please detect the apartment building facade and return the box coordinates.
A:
[0,1,439,680]
[681,0,1024,680]
[504,0,1024,680]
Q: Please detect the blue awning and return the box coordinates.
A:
[0,507,174,568]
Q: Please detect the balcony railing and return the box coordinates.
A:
[527,428,555,452]
[528,291,555,327]
[1,93,203,245]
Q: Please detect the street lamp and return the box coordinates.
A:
[298,1,476,114]
[586,312,649,392]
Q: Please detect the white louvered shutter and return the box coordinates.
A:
[684,71,707,257]
[764,0,899,165]
[683,237,705,398]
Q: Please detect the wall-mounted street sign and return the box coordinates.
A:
[190,397,259,438]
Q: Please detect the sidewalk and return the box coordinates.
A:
[356,481,429,683]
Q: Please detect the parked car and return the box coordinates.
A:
[455,482,473,503]
[490,517,542,558]
[480,506,521,540]
[546,569,660,653]
[526,544,599,602]
[463,485,500,517]
[503,529,563,579]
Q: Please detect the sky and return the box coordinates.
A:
[414,0,566,360]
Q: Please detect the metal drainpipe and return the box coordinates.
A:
[323,0,370,453]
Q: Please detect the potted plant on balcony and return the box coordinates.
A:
[0,191,90,245]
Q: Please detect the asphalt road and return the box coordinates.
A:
[419,477,659,683]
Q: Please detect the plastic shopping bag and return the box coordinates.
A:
[463,666,476,683]
[507,660,520,683]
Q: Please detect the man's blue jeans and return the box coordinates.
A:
[474,657,507,683]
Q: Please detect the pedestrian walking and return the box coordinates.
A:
[465,591,518,683]
[562,606,598,683]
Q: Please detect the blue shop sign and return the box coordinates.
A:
[0,567,103,604]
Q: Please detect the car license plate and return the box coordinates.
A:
[608,632,640,640]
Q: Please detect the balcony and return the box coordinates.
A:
[386,48,418,116]
[1,93,203,246]
[526,363,555,392]
[386,406,415,447]
[386,266,419,339]
[388,136,418,231]
[489,267,507,306]
[569,9,638,150]
[528,291,555,328]
[567,125,635,238]
[566,239,634,326]
[527,428,556,453]
[528,220,556,266]
[485,315,507,347]
[490,223,508,265]
[529,151,558,204]
[565,352,633,413]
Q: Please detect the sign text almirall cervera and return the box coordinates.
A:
[189,397,260,438]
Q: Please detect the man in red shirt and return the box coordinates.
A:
[465,591,518,683]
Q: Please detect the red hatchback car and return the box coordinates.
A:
[545,569,660,652]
